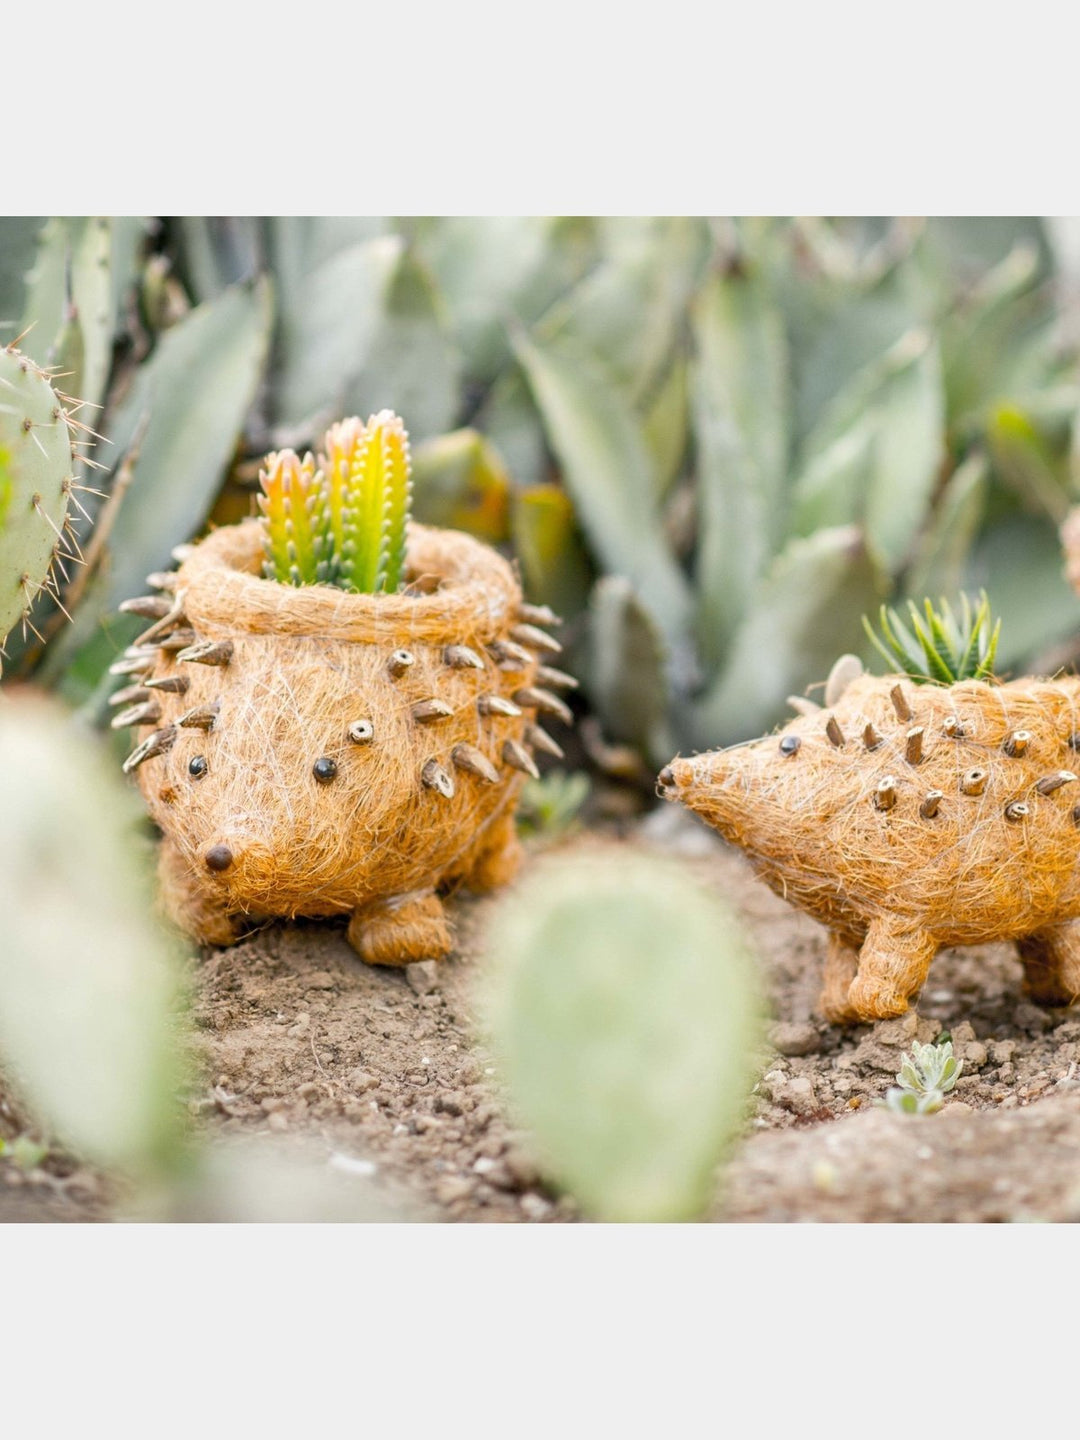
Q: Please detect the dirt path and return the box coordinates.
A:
[6,813,1080,1222]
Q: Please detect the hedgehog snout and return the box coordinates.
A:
[205,844,234,873]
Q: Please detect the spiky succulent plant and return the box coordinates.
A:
[863,592,1001,684]
[0,340,80,663]
[256,410,413,595]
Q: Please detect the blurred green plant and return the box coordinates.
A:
[480,852,762,1221]
[5,217,1080,762]
[515,769,590,841]
[864,591,1001,683]
[0,695,189,1177]
[897,1038,964,1095]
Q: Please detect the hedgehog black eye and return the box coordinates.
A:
[188,755,208,779]
[779,735,801,756]
[313,757,338,783]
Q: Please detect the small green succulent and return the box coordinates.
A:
[881,1087,945,1115]
[878,1039,964,1116]
[516,770,590,841]
[863,592,1001,684]
[896,1038,963,1094]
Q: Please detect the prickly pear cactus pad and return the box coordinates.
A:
[112,518,572,966]
[0,344,77,657]
[659,666,1080,1024]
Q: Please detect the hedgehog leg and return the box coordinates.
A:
[1016,921,1080,1008]
[845,918,937,1022]
[158,838,240,948]
[347,889,453,967]
[464,807,524,894]
[819,932,862,1024]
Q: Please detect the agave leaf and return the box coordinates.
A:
[864,332,946,576]
[0,216,43,327]
[411,428,511,543]
[587,576,674,764]
[176,217,262,302]
[472,366,550,491]
[101,278,274,610]
[987,403,1071,524]
[108,217,153,333]
[965,514,1080,668]
[275,235,403,426]
[417,216,595,384]
[17,218,70,366]
[510,484,592,618]
[537,217,711,406]
[796,327,945,579]
[68,217,115,426]
[906,452,989,599]
[642,347,689,500]
[691,266,789,671]
[513,328,692,646]
[690,526,879,747]
[341,249,462,443]
[788,422,876,537]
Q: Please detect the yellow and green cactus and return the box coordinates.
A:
[256,410,413,596]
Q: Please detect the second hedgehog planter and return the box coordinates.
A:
[111,518,572,965]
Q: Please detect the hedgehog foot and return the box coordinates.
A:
[465,808,524,894]
[843,918,937,1023]
[158,838,241,947]
[1017,921,1080,1008]
[347,889,453,967]
[819,933,862,1024]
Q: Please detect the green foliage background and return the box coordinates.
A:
[4,216,1079,759]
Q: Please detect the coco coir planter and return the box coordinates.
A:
[111,518,572,966]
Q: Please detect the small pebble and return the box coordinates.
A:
[347,1069,378,1093]
[287,1013,311,1038]
[306,971,336,990]
[520,1193,552,1221]
[436,1176,472,1205]
[328,1154,378,1178]
[770,1021,820,1057]
[406,961,440,995]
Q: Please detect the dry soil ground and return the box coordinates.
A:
[5,805,1080,1223]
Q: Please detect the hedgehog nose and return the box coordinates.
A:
[205,844,234,873]
[657,765,676,794]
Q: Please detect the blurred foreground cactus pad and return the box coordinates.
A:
[480,851,762,1221]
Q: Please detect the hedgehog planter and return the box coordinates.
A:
[659,669,1080,1024]
[112,518,572,965]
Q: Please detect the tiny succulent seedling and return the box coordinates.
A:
[877,1040,963,1115]
[256,410,413,595]
[863,592,1001,685]
[515,769,590,841]
[880,1087,945,1115]
[896,1038,963,1095]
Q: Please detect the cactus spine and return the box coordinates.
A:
[0,343,77,657]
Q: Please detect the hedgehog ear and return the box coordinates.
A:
[824,653,864,707]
